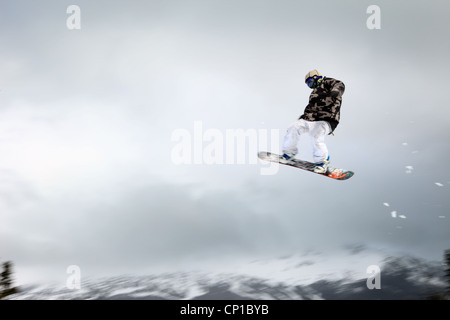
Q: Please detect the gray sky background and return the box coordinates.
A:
[1,0,449,285]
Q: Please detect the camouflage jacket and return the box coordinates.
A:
[299,77,345,134]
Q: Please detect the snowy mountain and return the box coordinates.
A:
[6,250,447,300]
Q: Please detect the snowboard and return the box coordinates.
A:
[258,151,354,181]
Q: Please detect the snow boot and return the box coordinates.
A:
[281,153,296,162]
[314,155,330,173]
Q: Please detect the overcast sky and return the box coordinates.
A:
[1,0,449,286]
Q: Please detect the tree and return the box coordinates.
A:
[445,249,450,298]
[427,249,450,300]
[0,261,18,299]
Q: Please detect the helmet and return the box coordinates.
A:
[305,69,322,81]
[305,69,323,89]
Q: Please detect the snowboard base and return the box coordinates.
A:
[258,151,354,181]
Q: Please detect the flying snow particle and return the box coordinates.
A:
[391,211,397,218]
[405,166,413,174]
[383,203,390,207]
[402,142,408,146]
[435,182,444,187]
[399,215,406,219]
[438,216,446,219]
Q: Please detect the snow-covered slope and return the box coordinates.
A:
[6,249,447,300]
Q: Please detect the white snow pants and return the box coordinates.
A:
[282,119,331,164]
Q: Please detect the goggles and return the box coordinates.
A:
[305,76,322,89]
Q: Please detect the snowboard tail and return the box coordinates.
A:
[258,151,354,181]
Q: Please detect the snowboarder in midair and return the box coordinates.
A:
[281,69,345,174]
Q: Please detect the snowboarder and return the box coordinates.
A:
[281,69,345,174]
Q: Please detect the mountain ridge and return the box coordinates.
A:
[6,251,447,300]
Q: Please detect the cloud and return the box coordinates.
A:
[1,0,449,286]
